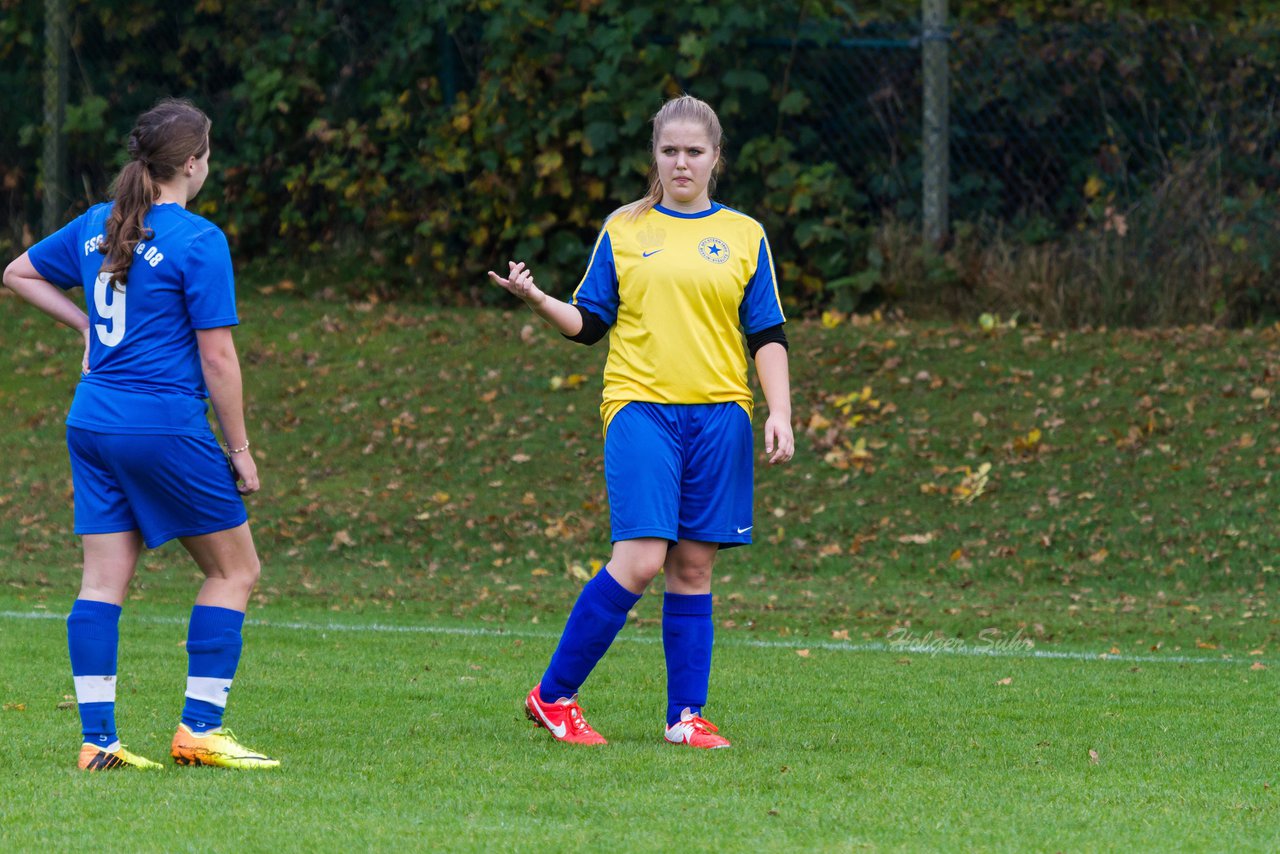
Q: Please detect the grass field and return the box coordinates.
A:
[2,604,1278,851]
[1,289,1278,850]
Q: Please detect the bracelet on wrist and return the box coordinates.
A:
[227,440,251,454]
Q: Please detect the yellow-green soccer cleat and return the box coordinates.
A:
[171,723,280,770]
[78,743,165,771]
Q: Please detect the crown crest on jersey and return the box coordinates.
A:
[636,224,666,251]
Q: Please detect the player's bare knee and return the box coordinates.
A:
[667,559,713,589]
[236,555,262,590]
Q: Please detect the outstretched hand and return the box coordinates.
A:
[488,261,546,306]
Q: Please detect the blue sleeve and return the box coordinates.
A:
[569,229,619,326]
[182,228,239,329]
[739,235,786,334]
[26,214,89,290]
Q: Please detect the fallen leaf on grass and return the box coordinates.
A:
[1088,749,1100,764]
[831,629,850,641]
[1251,662,1267,671]
[548,374,588,391]
[3,703,27,711]
[996,677,1013,686]
[897,532,935,545]
[329,530,356,550]
[953,462,992,504]
[795,649,810,658]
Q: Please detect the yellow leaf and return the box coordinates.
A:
[1084,175,1103,198]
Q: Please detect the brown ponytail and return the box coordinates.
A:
[100,98,211,289]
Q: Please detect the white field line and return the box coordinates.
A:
[0,609,1258,667]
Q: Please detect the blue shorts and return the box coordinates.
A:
[67,427,248,549]
[604,401,754,548]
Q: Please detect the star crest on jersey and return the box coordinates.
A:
[637,224,667,251]
[698,237,729,264]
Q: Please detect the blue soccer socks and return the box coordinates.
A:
[540,568,642,703]
[67,599,124,747]
[181,605,245,734]
[663,592,714,727]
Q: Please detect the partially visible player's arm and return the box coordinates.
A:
[754,341,794,465]
[3,252,90,332]
[196,326,259,495]
[488,261,584,337]
[4,252,92,373]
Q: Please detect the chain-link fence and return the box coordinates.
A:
[4,3,1277,306]
[781,21,1279,229]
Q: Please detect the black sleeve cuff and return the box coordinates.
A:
[747,324,788,357]
[563,305,610,345]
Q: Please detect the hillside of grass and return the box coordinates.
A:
[1,289,1276,654]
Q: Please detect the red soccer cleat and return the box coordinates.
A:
[664,711,731,749]
[525,684,607,745]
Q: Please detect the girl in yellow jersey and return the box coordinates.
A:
[490,95,793,748]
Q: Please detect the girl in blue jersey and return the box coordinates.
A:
[490,95,794,748]
[3,99,278,770]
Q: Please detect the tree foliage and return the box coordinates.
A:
[1,0,1277,319]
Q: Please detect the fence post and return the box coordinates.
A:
[922,0,949,247]
[42,0,68,235]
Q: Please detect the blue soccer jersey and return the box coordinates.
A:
[26,202,238,436]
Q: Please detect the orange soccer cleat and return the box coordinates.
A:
[524,684,608,745]
[664,711,731,749]
[77,742,164,771]
[171,723,280,769]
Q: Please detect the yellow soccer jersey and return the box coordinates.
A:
[570,202,786,428]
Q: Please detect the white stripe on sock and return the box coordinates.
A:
[185,676,232,708]
[73,674,117,704]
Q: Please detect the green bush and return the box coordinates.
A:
[1,0,1277,324]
